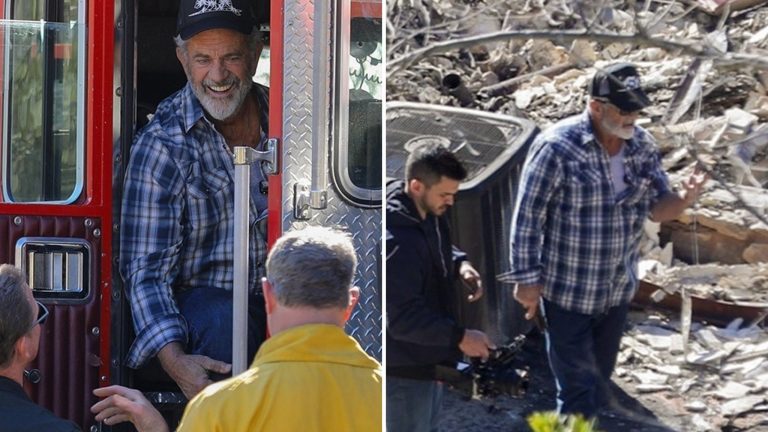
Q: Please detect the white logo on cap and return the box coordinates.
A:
[623,76,640,90]
[190,0,243,17]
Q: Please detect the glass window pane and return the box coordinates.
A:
[333,0,382,207]
[2,0,85,203]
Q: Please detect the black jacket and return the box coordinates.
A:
[0,376,81,432]
[386,179,466,378]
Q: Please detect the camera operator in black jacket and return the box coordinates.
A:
[386,140,494,432]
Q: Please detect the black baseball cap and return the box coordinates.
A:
[176,0,256,41]
[590,63,652,113]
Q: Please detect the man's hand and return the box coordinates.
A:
[157,342,231,399]
[682,166,709,205]
[91,385,169,432]
[459,261,483,302]
[458,329,495,360]
[514,283,542,320]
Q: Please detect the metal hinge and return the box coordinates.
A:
[232,138,278,174]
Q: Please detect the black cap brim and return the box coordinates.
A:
[611,89,651,112]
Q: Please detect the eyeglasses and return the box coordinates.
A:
[32,300,49,328]
[593,98,640,117]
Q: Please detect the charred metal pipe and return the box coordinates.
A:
[442,73,475,107]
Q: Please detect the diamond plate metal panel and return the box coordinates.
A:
[281,0,381,359]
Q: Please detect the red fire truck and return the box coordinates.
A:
[0,0,382,429]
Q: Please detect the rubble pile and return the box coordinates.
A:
[388,0,768,284]
[388,0,768,429]
[387,0,768,125]
[619,312,768,430]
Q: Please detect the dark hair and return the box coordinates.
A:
[404,140,467,186]
[0,265,33,368]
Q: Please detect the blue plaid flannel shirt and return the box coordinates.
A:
[508,110,671,314]
[121,83,270,368]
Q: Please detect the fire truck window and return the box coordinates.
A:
[2,0,85,203]
[332,4,382,208]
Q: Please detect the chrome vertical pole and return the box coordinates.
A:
[232,147,251,375]
[310,0,331,210]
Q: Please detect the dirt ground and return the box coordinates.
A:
[437,314,768,432]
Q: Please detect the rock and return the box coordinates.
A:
[670,334,685,354]
[696,328,724,350]
[725,107,759,132]
[636,384,673,393]
[636,328,676,351]
[603,42,627,59]
[691,414,714,431]
[569,40,596,64]
[677,212,752,241]
[721,357,765,376]
[649,364,683,376]
[714,381,752,399]
[685,400,708,413]
[744,243,768,264]
[721,395,765,416]
[632,370,670,385]
[687,349,728,365]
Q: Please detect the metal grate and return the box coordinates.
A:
[386,103,524,184]
[16,237,90,300]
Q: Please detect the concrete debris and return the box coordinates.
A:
[622,310,768,426]
[697,0,768,15]
[636,384,674,393]
[631,370,670,386]
[686,400,708,413]
[713,381,752,399]
[691,413,714,431]
[389,0,768,429]
[721,395,766,416]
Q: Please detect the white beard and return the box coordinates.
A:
[192,76,253,121]
[601,115,634,140]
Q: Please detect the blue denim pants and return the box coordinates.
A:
[386,377,443,432]
[176,287,267,373]
[542,299,629,418]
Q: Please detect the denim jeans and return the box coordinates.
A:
[176,287,267,374]
[386,377,443,432]
[541,299,629,418]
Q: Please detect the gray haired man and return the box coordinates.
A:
[93,227,382,432]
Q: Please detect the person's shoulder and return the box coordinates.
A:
[131,89,193,158]
[253,82,269,96]
[192,367,266,406]
[530,113,589,158]
[0,405,82,432]
[539,113,583,144]
[135,88,187,137]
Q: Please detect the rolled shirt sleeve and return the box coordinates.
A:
[120,133,187,368]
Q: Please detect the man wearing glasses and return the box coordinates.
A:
[0,264,80,431]
[507,63,707,419]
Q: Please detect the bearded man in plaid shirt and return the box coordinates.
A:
[508,63,707,418]
[120,0,269,399]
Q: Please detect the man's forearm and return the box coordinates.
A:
[649,193,692,223]
[157,341,185,375]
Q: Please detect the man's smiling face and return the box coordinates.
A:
[178,28,260,121]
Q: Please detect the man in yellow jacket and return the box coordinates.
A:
[91,226,382,431]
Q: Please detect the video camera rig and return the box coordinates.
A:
[435,335,529,399]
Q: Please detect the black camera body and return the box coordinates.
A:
[435,335,529,399]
